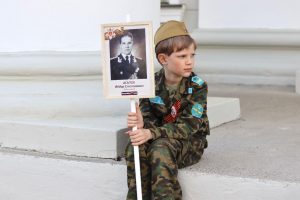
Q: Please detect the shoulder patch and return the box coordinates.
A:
[191,103,204,118]
[149,96,165,105]
[191,76,204,86]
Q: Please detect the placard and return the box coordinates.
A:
[102,22,155,98]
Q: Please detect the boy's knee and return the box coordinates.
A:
[149,138,171,153]
[148,138,176,164]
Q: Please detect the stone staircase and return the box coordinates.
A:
[1,83,299,200]
[0,79,240,159]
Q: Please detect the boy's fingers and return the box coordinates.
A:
[130,135,140,141]
[128,130,138,136]
[127,117,138,122]
[128,112,137,117]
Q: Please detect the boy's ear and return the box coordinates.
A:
[157,53,168,65]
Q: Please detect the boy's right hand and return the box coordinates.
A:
[127,103,144,129]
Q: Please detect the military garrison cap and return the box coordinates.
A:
[154,20,190,46]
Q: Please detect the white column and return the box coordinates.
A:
[192,0,300,86]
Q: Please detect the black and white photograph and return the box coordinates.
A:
[109,29,147,80]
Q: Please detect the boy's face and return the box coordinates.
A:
[163,44,195,78]
[120,36,133,55]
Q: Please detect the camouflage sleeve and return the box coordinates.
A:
[149,83,209,140]
[139,98,160,129]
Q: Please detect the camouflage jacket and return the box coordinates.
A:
[140,69,210,142]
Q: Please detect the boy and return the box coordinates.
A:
[125,20,210,200]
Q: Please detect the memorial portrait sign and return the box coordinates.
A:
[102,22,155,99]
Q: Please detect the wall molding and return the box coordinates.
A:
[192,28,300,47]
[0,51,101,78]
[192,28,300,86]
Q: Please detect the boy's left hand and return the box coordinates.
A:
[126,129,152,146]
[127,103,144,129]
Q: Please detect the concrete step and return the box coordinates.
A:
[0,151,299,200]
[0,97,240,159]
[0,117,126,158]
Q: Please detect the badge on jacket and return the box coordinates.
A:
[191,76,204,86]
[150,96,165,105]
[191,103,203,118]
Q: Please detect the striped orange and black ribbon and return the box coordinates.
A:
[164,100,181,123]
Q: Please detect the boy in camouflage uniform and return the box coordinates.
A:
[125,20,210,200]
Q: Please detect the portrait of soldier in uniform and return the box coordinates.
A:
[110,30,147,80]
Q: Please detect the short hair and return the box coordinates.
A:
[155,35,196,58]
[119,31,133,43]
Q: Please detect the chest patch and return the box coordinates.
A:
[150,96,165,105]
[191,103,204,118]
[164,100,181,123]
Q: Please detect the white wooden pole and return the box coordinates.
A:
[130,98,143,200]
[127,13,143,200]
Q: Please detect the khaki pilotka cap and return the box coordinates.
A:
[154,20,190,47]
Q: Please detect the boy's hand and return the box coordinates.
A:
[127,103,144,129]
[127,129,152,146]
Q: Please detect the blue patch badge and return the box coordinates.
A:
[150,96,165,105]
[191,76,204,86]
[188,87,193,94]
[191,103,203,118]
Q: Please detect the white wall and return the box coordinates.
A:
[198,0,300,29]
[182,0,199,31]
[0,0,160,52]
[194,0,300,86]
[0,0,160,157]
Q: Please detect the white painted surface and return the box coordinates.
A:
[0,0,160,52]
[208,97,240,128]
[160,5,186,22]
[169,0,181,4]
[0,152,299,200]
[0,51,102,76]
[0,117,126,158]
[198,0,300,29]
[192,29,300,86]
[0,79,130,119]
[0,96,240,158]
[0,152,127,200]
[179,171,300,200]
[297,71,300,94]
[181,0,199,30]
[0,50,240,158]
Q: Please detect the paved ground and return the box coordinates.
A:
[0,84,299,199]
[196,84,300,183]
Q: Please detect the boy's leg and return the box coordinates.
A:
[148,138,185,200]
[125,142,151,200]
[178,136,206,169]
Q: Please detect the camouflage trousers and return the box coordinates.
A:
[125,137,205,200]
